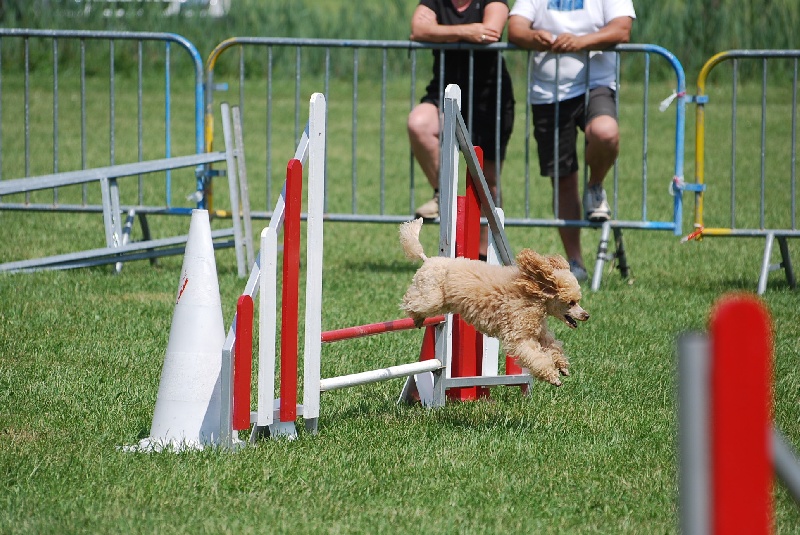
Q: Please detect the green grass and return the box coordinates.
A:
[2,77,800,533]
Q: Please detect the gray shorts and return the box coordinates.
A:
[531,86,617,178]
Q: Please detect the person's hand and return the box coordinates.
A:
[551,33,584,53]
[530,29,556,50]
[467,23,501,44]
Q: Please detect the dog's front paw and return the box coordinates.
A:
[548,349,569,378]
[539,369,562,387]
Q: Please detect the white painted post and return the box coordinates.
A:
[257,227,278,427]
[220,102,246,278]
[438,84,461,384]
[303,93,326,433]
[482,208,504,376]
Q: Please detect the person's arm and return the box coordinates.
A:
[507,14,555,51]
[550,16,633,53]
[410,2,509,44]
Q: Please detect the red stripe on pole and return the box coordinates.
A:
[280,159,302,423]
[419,325,437,361]
[466,147,489,397]
[321,316,446,343]
[449,195,478,401]
[505,356,529,395]
[710,294,773,535]
[464,146,483,262]
[233,295,254,431]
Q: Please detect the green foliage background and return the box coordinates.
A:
[1,0,798,80]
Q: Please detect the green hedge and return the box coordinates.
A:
[2,0,797,80]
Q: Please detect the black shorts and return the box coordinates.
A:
[422,86,515,162]
[531,86,617,178]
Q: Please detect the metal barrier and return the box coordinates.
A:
[0,32,688,283]
[0,101,251,275]
[0,29,205,217]
[204,38,687,289]
[693,50,799,294]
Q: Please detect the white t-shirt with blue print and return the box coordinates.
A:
[510,0,636,104]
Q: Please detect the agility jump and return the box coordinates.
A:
[219,88,534,446]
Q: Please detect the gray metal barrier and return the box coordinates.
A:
[204,38,687,288]
[693,50,800,294]
[0,101,251,275]
[0,29,205,217]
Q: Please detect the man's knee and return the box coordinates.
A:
[408,104,439,137]
[587,115,619,147]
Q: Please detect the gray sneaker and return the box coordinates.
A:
[583,184,611,222]
[415,192,439,220]
[569,260,588,283]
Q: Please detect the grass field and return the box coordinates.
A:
[2,74,800,533]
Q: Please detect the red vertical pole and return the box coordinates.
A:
[506,357,523,375]
[448,195,479,401]
[466,147,489,397]
[280,159,302,423]
[464,146,482,262]
[710,294,773,535]
[505,356,529,395]
[233,295,254,431]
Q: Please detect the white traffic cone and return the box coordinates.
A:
[133,209,225,451]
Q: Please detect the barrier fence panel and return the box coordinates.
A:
[203,39,687,252]
[0,102,248,274]
[693,50,800,294]
[0,29,205,217]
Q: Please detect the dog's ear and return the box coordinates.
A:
[546,254,570,271]
[516,249,551,277]
[516,249,559,296]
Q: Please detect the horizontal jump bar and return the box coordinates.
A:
[319,359,443,393]
[445,374,533,389]
[321,315,446,343]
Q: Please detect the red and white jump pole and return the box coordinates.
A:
[679,294,800,534]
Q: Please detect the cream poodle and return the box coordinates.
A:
[399,218,589,386]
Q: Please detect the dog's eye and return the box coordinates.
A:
[569,300,576,306]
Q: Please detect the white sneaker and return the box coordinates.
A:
[569,260,588,283]
[415,192,439,220]
[583,184,611,222]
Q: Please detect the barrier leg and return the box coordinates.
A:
[592,221,612,291]
[777,236,796,289]
[758,232,775,295]
[613,227,629,278]
[115,209,136,273]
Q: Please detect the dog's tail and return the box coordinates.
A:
[399,217,428,262]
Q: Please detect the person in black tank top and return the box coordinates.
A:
[407,0,515,258]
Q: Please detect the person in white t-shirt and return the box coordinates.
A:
[508,0,635,282]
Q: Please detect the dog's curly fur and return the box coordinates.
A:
[399,218,589,386]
